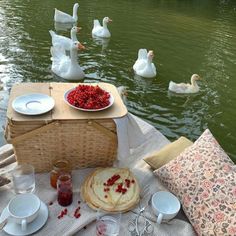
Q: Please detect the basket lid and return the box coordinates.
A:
[7,82,128,123]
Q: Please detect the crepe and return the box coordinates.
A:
[81,168,140,212]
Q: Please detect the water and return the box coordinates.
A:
[0,0,236,162]
[12,174,35,194]
[96,216,120,236]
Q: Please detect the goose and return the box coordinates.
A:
[50,41,85,81]
[54,3,79,23]
[117,86,128,101]
[168,74,202,94]
[133,49,157,78]
[49,26,81,51]
[92,17,112,38]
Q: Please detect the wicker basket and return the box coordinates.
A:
[5,82,127,173]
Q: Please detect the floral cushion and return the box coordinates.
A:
[154,129,236,236]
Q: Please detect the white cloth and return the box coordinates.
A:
[114,113,146,161]
[0,114,196,236]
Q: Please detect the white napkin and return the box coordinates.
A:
[114,113,146,161]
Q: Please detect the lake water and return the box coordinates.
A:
[0,0,236,162]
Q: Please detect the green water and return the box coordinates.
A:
[0,0,236,162]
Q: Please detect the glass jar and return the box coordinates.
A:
[57,173,73,206]
[50,160,70,189]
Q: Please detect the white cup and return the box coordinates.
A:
[151,191,180,224]
[7,193,41,231]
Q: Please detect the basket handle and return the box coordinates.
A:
[87,120,117,142]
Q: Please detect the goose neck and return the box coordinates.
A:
[73,5,78,21]
[70,48,78,66]
[71,31,77,41]
[102,20,108,29]
[191,77,198,87]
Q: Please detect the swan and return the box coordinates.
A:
[54,3,79,23]
[49,26,81,51]
[133,49,157,78]
[92,17,112,38]
[50,41,85,81]
[168,74,202,94]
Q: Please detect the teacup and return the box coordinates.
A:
[7,193,41,231]
[151,191,180,224]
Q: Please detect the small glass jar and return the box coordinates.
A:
[50,160,70,189]
[57,173,73,206]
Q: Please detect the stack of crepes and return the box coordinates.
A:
[81,168,140,212]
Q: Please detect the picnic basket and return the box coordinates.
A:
[5,82,127,173]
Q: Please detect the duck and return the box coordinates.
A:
[168,74,202,94]
[50,41,85,81]
[92,17,112,38]
[54,3,79,23]
[133,49,157,78]
[49,26,81,51]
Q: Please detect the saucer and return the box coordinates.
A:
[0,201,48,236]
[12,93,55,115]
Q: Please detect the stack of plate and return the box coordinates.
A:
[81,168,140,212]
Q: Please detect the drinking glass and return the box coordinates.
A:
[57,173,73,206]
[12,164,35,194]
[96,213,121,236]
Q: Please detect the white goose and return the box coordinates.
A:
[117,86,128,101]
[50,41,85,81]
[133,49,157,78]
[168,74,202,94]
[54,3,79,23]
[49,26,81,51]
[92,17,112,38]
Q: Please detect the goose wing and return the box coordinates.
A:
[93,19,101,28]
[49,30,71,51]
[168,81,191,93]
[54,8,73,23]
[50,45,70,76]
[133,49,148,72]
[138,49,148,60]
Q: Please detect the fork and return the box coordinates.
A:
[0,218,8,230]
[128,184,153,236]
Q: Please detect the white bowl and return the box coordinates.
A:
[64,87,114,112]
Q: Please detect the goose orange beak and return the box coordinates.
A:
[78,43,85,50]
[108,18,112,23]
[77,27,82,33]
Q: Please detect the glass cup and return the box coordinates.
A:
[12,164,35,194]
[57,173,73,206]
[50,160,70,189]
[96,213,121,236]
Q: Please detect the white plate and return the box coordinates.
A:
[0,201,48,236]
[12,93,55,115]
[64,88,114,112]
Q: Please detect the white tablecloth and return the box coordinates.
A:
[0,114,196,236]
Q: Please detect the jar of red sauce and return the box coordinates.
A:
[57,173,73,206]
[50,160,70,189]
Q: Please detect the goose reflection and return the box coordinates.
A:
[92,36,110,51]
[54,22,76,32]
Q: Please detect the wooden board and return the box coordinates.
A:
[7,82,127,122]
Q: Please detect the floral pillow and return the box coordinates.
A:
[154,129,236,236]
